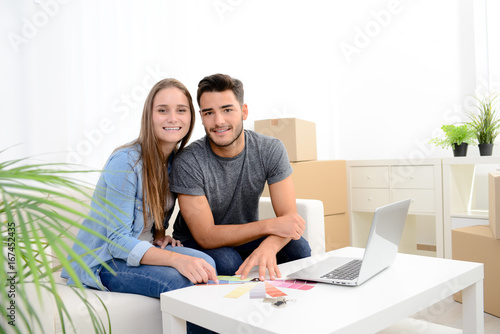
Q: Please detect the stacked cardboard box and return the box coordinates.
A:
[452,172,500,317]
[452,225,500,317]
[255,118,349,251]
[254,118,317,162]
[488,171,500,240]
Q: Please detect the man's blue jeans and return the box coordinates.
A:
[99,245,216,334]
[182,236,312,276]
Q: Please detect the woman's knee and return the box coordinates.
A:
[167,246,217,272]
[200,252,217,270]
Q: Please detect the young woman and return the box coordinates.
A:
[62,79,218,319]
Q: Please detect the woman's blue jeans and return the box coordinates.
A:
[99,245,216,334]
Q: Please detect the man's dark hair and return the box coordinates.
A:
[197,73,244,107]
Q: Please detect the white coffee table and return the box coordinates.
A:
[160,247,484,333]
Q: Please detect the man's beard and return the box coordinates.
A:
[207,121,244,148]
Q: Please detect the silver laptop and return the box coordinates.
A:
[287,199,411,286]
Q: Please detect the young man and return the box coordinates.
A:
[170,73,311,281]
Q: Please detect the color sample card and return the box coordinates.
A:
[217,276,252,282]
[265,282,287,297]
[198,276,252,285]
[249,282,266,299]
[267,279,316,291]
[198,276,315,299]
[224,282,259,298]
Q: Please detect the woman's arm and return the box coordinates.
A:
[100,152,150,263]
[100,150,217,283]
[141,247,218,283]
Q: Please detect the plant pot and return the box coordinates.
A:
[452,143,468,157]
[478,143,494,156]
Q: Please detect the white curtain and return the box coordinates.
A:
[1,0,496,175]
[2,1,195,169]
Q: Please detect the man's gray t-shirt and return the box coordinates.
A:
[170,130,292,242]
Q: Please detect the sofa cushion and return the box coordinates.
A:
[54,275,162,334]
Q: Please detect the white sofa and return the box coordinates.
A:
[9,196,324,334]
[258,197,325,256]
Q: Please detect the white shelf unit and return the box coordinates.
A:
[347,159,443,258]
[442,156,500,258]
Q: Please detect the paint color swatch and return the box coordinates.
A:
[249,282,266,299]
[217,276,252,282]
[198,276,252,285]
[265,282,287,297]
[224,282,258,298]
[225,281,289,299]
[198,276,315,299]
[268,279,316,291]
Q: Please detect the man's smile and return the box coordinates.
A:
[212,126,231,133]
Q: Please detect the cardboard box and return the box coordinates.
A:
[325,213,350,252]
[254,118,317,162]
[452,225,500,317]
[262,160,348,216]
[489,172,500,239]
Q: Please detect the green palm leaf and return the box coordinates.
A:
[0,153,126,334]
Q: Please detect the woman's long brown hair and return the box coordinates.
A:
[126,78,195,230]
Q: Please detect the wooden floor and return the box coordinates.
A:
[410,296,500,333]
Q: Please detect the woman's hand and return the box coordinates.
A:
[170,253,219,284]
[154,235,183,249]
[141,247,218,284]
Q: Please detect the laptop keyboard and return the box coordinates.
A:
[321,259,362,281]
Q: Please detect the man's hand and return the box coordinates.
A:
[170,253,219,284]
[154,235,183,249]
[235,243,281,281]
[270,213,306,240]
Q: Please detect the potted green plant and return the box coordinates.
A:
[466,94,500,156]
[0,151,115,334]
[429,124,477,157]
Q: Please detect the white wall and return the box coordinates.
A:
[0,0,492,178]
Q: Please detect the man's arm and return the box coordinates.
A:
[177,191,304,249]
[267,174,300,218]
[236,176,306,280]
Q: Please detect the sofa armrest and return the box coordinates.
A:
[258,197,325,255]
